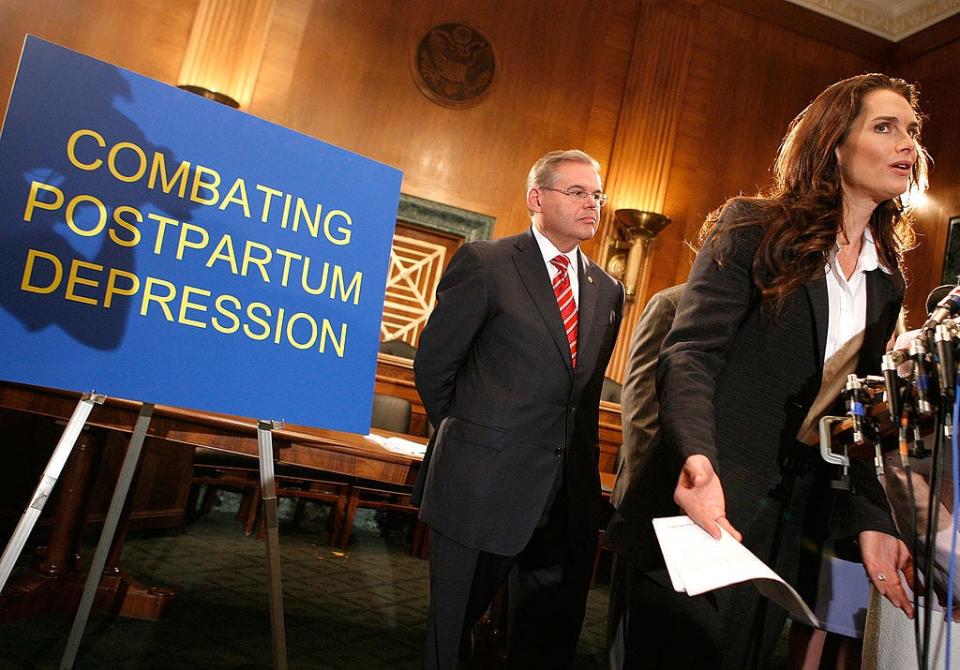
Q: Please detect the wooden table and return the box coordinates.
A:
[375,353,624,473]
[0,381,424,623]
[0,381,423,481]
[0,363,621,625]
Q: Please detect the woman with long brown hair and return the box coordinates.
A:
[605,73,928,668]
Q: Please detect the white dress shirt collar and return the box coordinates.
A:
[531,224,580,307]
[823,228,887,363]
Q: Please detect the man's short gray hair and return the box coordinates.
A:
[525,149,601,195]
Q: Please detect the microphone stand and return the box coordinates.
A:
[917,321,956,670]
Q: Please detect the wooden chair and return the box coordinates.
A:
[190,393,417,545]
[335,484,429,557]
[332,394,427,555]
[369,393,413,433]
[190,447,351,544]
[601,376,623,404]
[378,338,417,359]
[267,393,417,546]
[255,392,410,540]
[258,467,350,543]
[188,447,261,535]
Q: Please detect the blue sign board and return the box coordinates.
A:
[0,37,402,433]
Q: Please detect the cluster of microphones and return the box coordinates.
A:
[880,284,960,427]
[883,283,960,668]
[815,283,960,669]
[795,286,955,662]
[825,284,960,482]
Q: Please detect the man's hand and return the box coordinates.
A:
[860,530,915,618]
[674,454,742,541]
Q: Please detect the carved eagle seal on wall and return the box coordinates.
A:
[414,23,495,108]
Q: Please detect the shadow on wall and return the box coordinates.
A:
[0,62,198,350]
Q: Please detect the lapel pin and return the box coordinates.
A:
[587,276,594,284]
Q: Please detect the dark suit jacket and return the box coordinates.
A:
[413,228,624,556]
[609,283,684,511]
[604,284,686,553]
[606,200,901,567]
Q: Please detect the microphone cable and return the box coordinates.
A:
[921,391,947,670]
[947,376,959,669]
[900,407,925,670]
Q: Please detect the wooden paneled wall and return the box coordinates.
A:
[651,1,882,294]
[248,0,640,241]
[599,0,698,377]
[894,34,960,324]
[1,0,959,377]
[0,0,198,94]
[0,0,639,242]
[600,0,882,378]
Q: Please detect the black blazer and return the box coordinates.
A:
[609,284,684,511]
[604,284,686,555]
[606,200,901,565]
[413,228,624,556]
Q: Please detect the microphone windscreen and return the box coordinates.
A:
[927,285,957,314]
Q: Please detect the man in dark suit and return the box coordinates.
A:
[413,149,624,669]
[604,283,684,667]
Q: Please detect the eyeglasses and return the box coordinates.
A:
[540,186,608,208]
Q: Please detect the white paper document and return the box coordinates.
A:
[653,515,819,627]
[365,433,426,457]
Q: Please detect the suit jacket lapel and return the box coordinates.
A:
[805,275,829,373]
[806,265,899,374]
[574,251,601,380]
[864,269,890,331]
[513,230,575,376]
[858,268,897,371]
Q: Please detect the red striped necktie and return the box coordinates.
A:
[550,254,578,368]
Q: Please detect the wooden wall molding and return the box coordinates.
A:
[893,10,960,62]
[710,0,894,63]
[383,195,493,347]
[786,0,960,42]
[601,0,699,382]
[177,0,276,109]
[396,193,494,242]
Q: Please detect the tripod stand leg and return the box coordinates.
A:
[0,392,105,593]
[258,420,288,670]
[59,403,155,670]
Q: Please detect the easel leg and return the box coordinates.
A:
[258,420,288,670]
[0,393,105,593]
[60,403,154,670]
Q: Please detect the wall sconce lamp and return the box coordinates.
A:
[175,0,275,110]
[603,209,671,301]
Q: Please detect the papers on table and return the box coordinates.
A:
[653,515,819,627]
[365,433,426,457]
